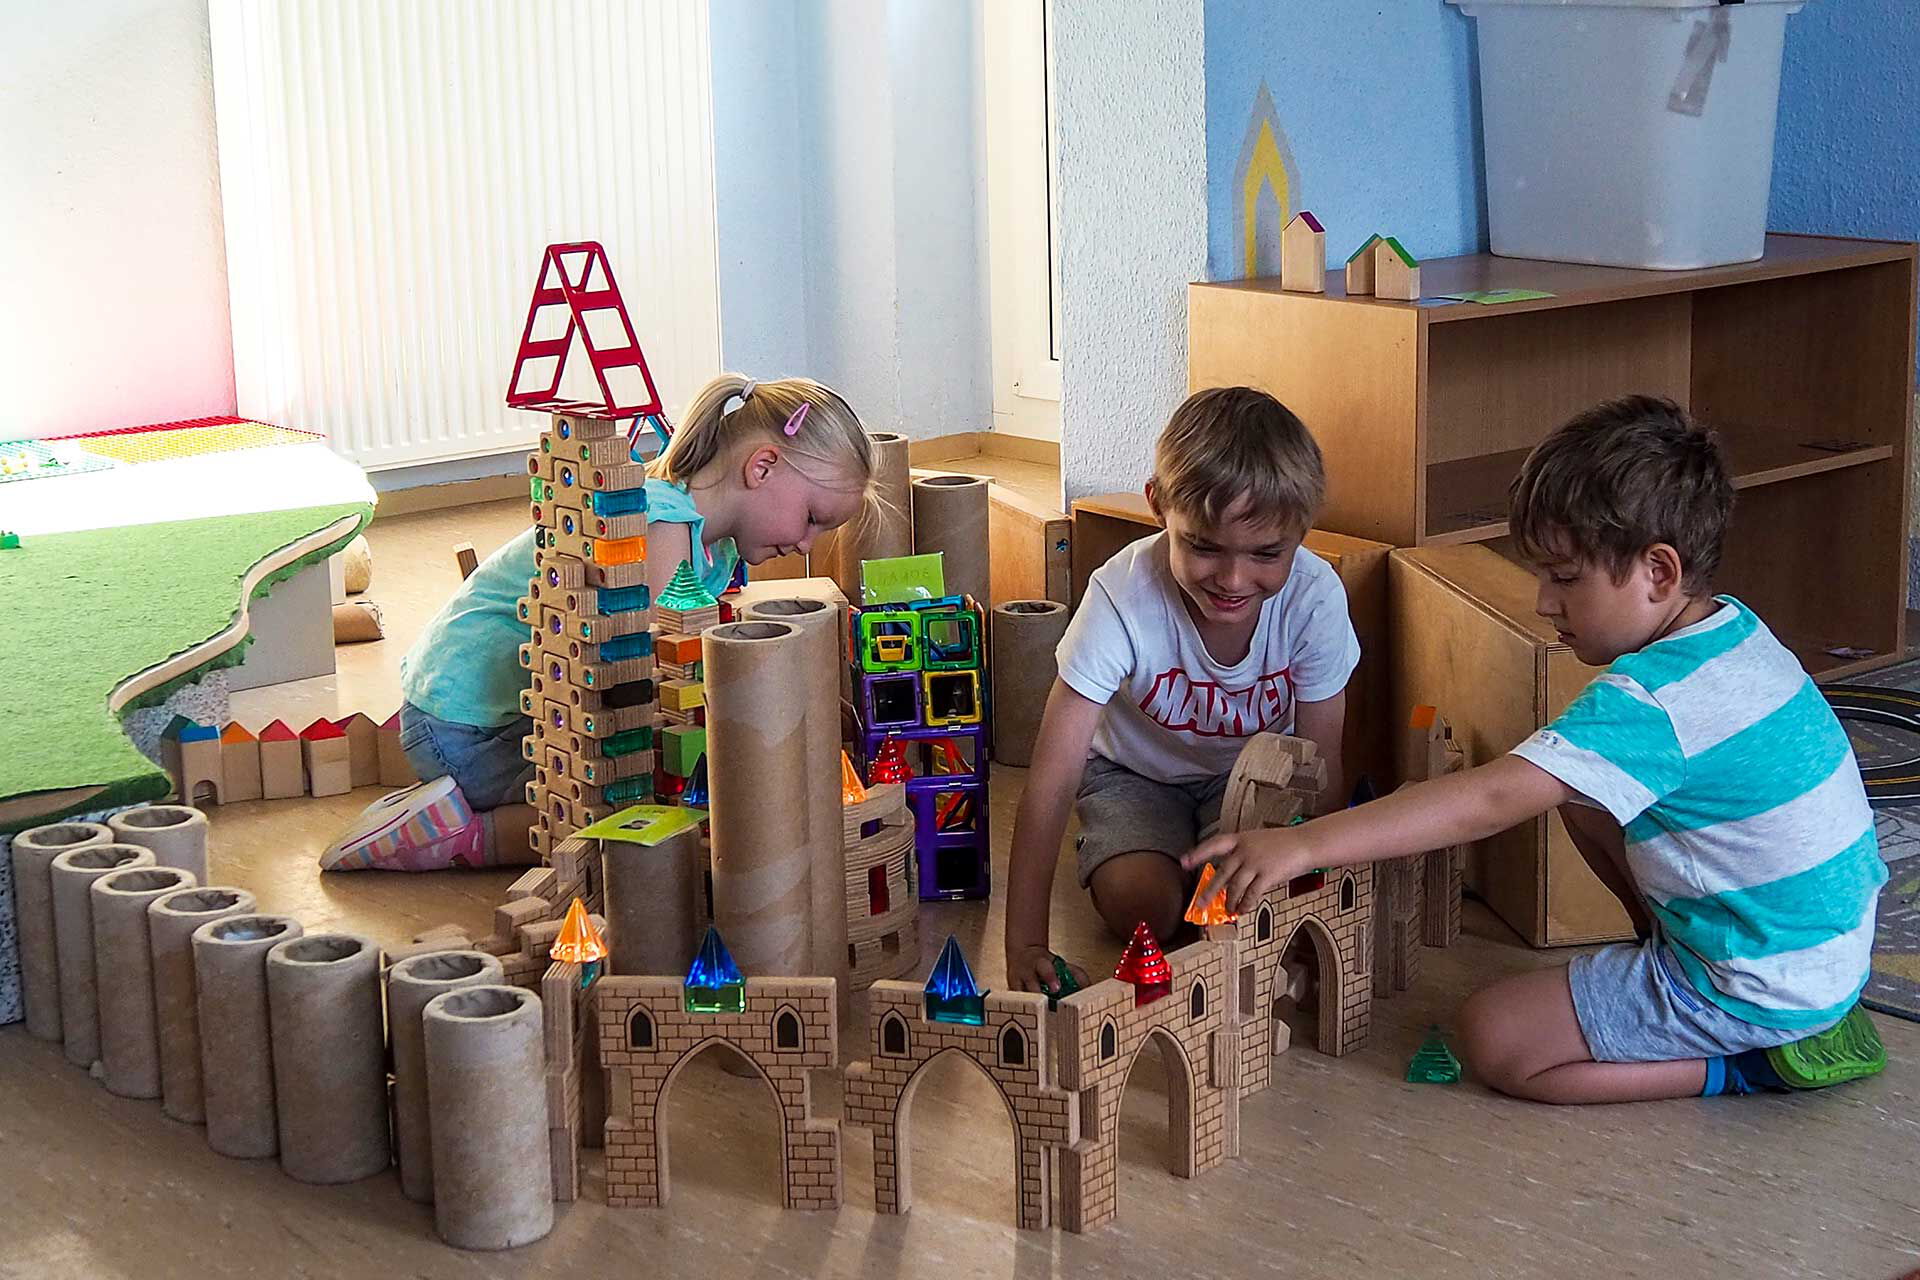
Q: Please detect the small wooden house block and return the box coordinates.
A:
[171,719,223,806]
[1344,233,1383,295]
[258,719,305,799]
[1279,210,1327,293]
[301,717,353,797]
[219,721,263,803]
[377,711,417,788]
[337,712,381,788]
[1373,236,1421,301]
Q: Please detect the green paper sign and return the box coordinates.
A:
[575,804,707,846]
[860,552,948,606]
[1436,288,1557,306]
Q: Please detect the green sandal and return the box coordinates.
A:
[1765,1004,1886,1089]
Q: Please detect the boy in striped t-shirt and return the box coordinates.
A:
[1185,396,1886,1104]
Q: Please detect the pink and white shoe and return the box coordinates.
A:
[319,776,489,872]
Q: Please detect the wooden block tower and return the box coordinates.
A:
[505,242,670,859]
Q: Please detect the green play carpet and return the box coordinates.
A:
[0,502,371,833]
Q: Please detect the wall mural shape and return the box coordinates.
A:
[1233,83,1302,280]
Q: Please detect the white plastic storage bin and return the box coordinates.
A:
[1450,0,1811,269]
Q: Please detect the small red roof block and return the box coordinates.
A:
[301,717,347,740]
[381,710,402,730]
[336,711,377,731]
[259,719,298,742]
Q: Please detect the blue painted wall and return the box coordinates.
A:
[1770,0,1920,250]
[1203,1,1486,282]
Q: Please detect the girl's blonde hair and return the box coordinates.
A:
[648,373,875,498]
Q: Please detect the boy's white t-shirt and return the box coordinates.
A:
[1056,533,1361,784]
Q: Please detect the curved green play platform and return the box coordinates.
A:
[0,502,372,833]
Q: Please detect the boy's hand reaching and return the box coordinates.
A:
[1010,943,1089,996]
[1181,827,1316,916]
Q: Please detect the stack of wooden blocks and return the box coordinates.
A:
[518,414,658,856]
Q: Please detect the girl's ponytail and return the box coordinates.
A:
[648,372,874,497]
[647,373,754,483]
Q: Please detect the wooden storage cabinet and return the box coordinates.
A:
[1190,233,1917,677]
[1389,546,1633,947]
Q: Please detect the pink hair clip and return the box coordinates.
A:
[782,403,810,437]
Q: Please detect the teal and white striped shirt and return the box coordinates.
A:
[1513,598,1884,1030]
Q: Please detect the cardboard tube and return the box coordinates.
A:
[604,828,702,975]
[92,865,198,1098]
[267,933,390,1183]
[704,621,814,976]
[194,914,303,1158]
[424,985,555,1250]
[990,600,1070,766]
[49,844,155,1067]
[108,806,210,884]
[911,474,991,608]
[12,821,111,1040]
[149,886,255,1124]
[819,430,914,602]
[388,950,505,1203]
[740,597,849,998]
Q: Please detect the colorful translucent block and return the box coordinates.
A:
[841,750,869,804]
[595,632,652,662]
[603,774,655,805]
[922,670,982,726]
[589,534,646,566]
[854,608,921,673]
[587,486,648,518]
[684,925,746,1014]
[1406,1027,1462,1084]
[920,609,981,670]
[596,583,652,614]
[1114,922,1172,1006]
[659,559,719,610]
[1045,955,1082,1010]
[602,726,655,758]
[552,898,609,965]
[924,934,987,1026]
[1183,863,1238,926]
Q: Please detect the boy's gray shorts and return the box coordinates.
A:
[1072,755,1227,888]
[1569,935,1830,1062]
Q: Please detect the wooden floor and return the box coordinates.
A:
[6,500,1920,1280]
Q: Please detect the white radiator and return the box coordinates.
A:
[208,0,722,470]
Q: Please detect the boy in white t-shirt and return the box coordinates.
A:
[1004,387,1360,993]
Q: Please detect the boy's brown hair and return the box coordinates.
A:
[1508,395,1734,593]
[1152,386,1326,534]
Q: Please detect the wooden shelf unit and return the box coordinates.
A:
[1190,233,1918,673]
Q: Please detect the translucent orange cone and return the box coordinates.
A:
[551,897,609,964]
[1183,863,1237,926]
[841,750,869,804]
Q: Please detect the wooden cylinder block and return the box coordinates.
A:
[423,985,555,1250]
[739,596,849,997]
[266,933,390,1184]
[388,949,504,1203]
[990,599,1070,766]
[49,843,155,1067]
[12,821,112,1040]
[704,620,814,977]
[194,913,303,1159]
[604,828,702,976]
[911,473,991,607]
[108,805,210,884]
[92,864,197,1098]
[148,885,255,1124]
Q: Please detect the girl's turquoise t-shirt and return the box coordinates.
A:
[400,477,738,728]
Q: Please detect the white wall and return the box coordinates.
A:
[1052,0,1208,501]
[710,0,991,442]
[0,0,236,436]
